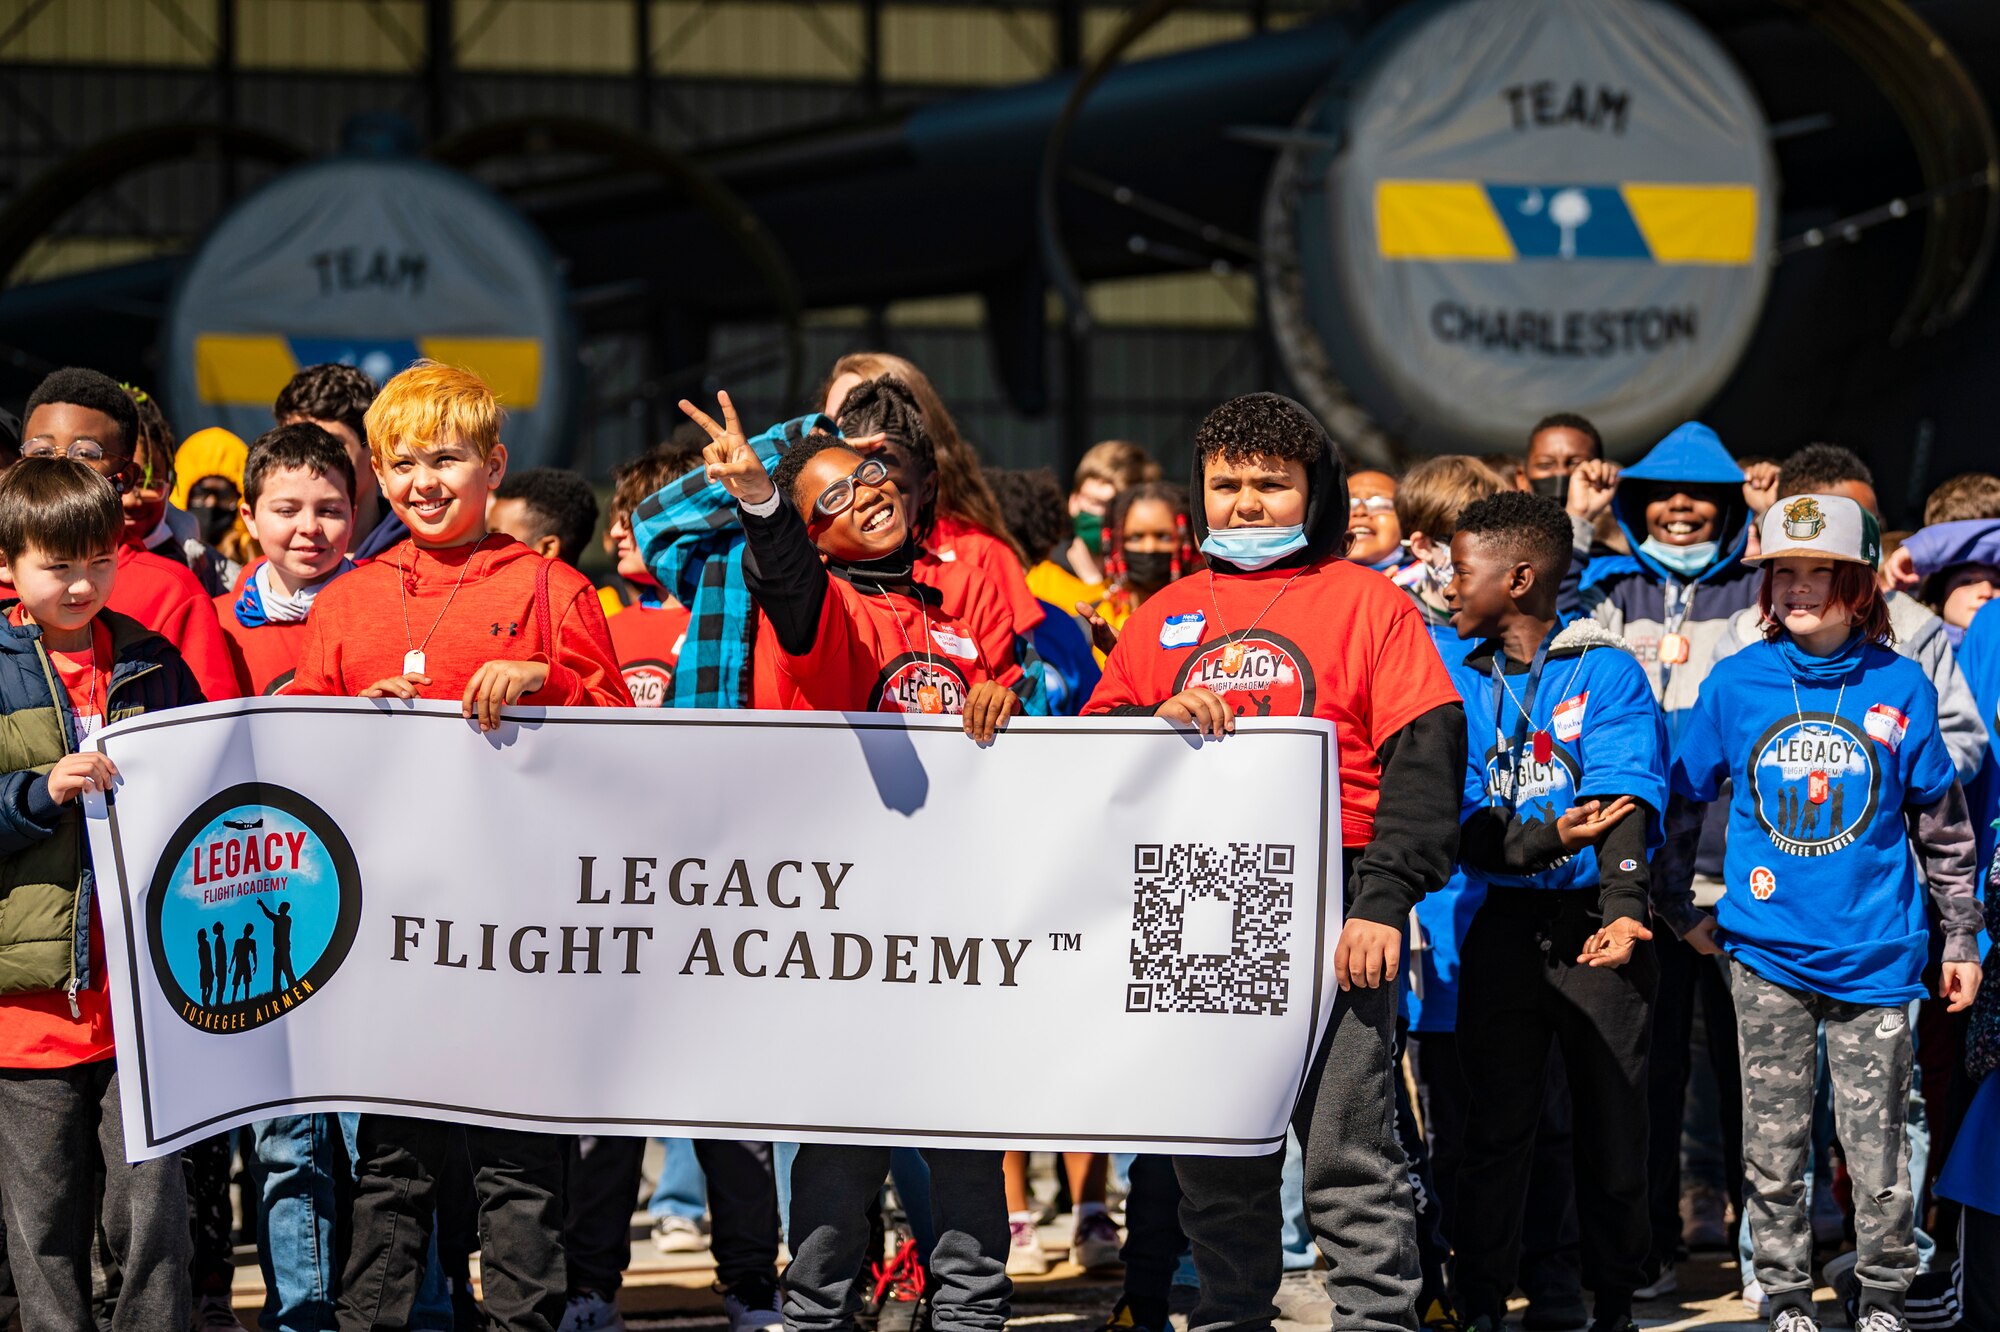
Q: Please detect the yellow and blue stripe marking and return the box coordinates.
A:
[193,334,544,407]
[1374,181,1759,264]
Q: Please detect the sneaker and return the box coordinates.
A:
[1852,1313,1905,1332]
[1681,1183,1729,1250]
[1007,1217,1051,1276]
[193,1295,242,1329]
[1771,1309,1822,1332]
[1633,1262,1678,1300]
[1274,1270,1333,1326]
[652,1213,707,1254]
[1417,1296,1468,1331]
[558,1290,627,1332]
[722,1275,783,1332]
[1070,1209,1123,1272]
[1744,1279,1771,1317]
[1097,1296,1168,1332]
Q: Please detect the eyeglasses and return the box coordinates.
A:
[1349,494,1396,514]
[22,439,119,464]
[814,457,891,517]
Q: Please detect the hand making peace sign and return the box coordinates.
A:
[681,391,774,507]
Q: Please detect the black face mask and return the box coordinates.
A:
[193,504,235,546]
[1529,473,1571,505]
[1122,548,1176,590]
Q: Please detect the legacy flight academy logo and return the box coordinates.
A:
[1746,713,1880,858]
[1171,630,1317,718]
[622,661,675,709]
[874,654,970,715]
[146,783,362,1033]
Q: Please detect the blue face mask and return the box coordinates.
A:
[1199,524,1308,571]
[1639,535,1720,579]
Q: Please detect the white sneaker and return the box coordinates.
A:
[1853,1312,1905,1332]
[651,1213,707,1254]
[1633,1263,1677,1299]
[1743,1279,1770,1317]
[1007,1216,1051,1276]
[558,1291,627,1332]
[1770,1308,1821,1332]
[1070,1209,1123,1272]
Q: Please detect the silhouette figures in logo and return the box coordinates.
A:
[210,922,227,1001]
[197,929,215,1005]
[229,922,258,1003]
[258,898,297,993]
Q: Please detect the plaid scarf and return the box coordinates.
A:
[631,413,834,709]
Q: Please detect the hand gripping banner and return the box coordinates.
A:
[83,700,1342,1160]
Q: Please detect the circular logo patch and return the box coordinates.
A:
[622,660,675,709]
[1748,866,1777,900]
[1172,630,1318,718]
[874,654,969,714]
[147,783,362,1033]
[1746,713,1879,858]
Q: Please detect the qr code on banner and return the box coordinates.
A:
[1126,843,1293,1016]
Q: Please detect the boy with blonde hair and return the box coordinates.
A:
[290,361,631,1332]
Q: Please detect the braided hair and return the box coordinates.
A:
[1102,481,1198,615]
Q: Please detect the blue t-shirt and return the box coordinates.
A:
[1449,634,1670,894]
[1936,1069,2000,1215]
[1670,638,1956,1005]
[1409,623,1483,1032]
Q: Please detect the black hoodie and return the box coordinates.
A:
[1187,393,1352,574]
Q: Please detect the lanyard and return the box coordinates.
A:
[1489,625,1558,763]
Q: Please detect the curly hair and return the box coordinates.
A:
[1102,481,1198,611]
[25,367,140,456]
[275,362,377,443]
[1194,394,1327,468]
[987,467,1068,563]
[769,432,857,516]
[1454,490,1575,585]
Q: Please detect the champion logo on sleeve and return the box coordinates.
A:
[1160,612,1206,649]
[1552,692,1589,743]
[928,626,980,661]
[1863,703,1908,752]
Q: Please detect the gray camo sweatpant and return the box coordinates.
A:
[1729,958,1914,1320]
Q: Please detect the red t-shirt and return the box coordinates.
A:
[609,604,692,708]
[213,564,317,697]
[0,614,115,1068]
[108,547,238,703]
[932,516,1044,635]
[753,575,998,714]
[914,550,1022,688]
[1084,559,1460,846]
[289,537,632,707]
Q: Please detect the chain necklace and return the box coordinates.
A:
[871,586,944,714]
[398,534,494,676]
[1207,564,1310,672]
[1787,670,1851,736]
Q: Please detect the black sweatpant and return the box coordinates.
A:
[564,1136,781,1297]
[338,1116,567,1332]
[1646,930,1742,1267]
[1450,888,1654,1325]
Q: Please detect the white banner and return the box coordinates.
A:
[83,699,1341,1161]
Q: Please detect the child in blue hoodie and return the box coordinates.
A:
[1577,421,1756,1295]
[1441,492,1669,1332]
[1654,494,1984,1332]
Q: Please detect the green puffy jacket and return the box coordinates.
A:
[0,607,204,1005]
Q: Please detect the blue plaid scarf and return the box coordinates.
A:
[631,413,834,709]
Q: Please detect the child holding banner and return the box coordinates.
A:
[215,423,357,696]
[1084,393,1468,1332]
[1651,493,1984,1332]
[1439,490,1668,1332]
[686,387,1015,1332]
[290,360,631,1332]
[0,458,208,1332]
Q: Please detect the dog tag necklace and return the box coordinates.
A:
[1209,565,1308,675]
[399,536,491,676]
[874,586,943,713]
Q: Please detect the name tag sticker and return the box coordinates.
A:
[1160,612,1205,649]
[1864,703,1908,752]
[1552,692,1588,742]
[929,627,980,661]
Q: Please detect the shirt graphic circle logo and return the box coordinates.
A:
[622,661,674,709]
[146,783,362,1033]
[1746,713,1880,858]
[1172,630,1317,718]
[875,654,969,714]
[1748,866,1777,900]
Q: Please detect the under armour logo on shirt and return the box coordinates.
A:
[491,622,519,637]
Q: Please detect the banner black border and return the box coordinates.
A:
[98,704,1335,1151]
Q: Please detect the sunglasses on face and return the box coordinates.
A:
[814,457,891,518]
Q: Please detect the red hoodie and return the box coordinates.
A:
[290,536,632,706]
[109,547,238,702]
[932,515,1044,635]
[914,550,1022,688]
[212,563,320,697]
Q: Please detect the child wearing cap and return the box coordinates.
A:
[1651,493,1985,1332]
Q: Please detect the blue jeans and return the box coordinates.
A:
[248,1114,453,1331]
[649,1138,708,1221]
[1279,1130,1315,1272]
